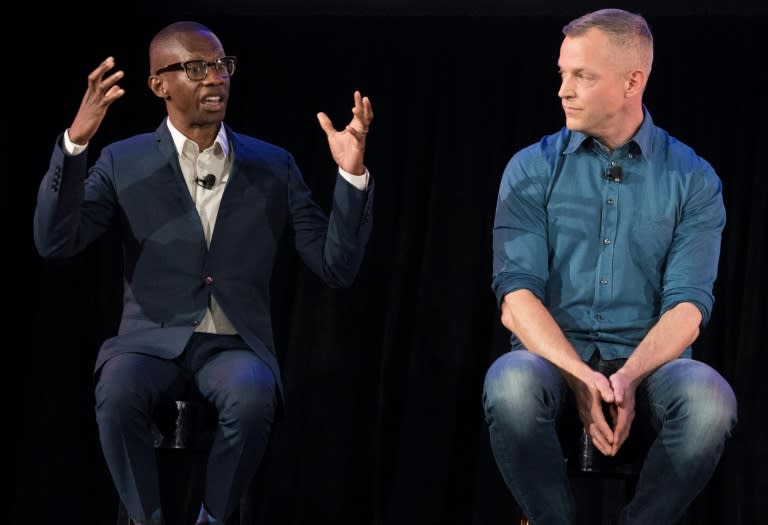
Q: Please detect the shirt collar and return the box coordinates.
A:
[165,118,230,161]
[563,106,655,157]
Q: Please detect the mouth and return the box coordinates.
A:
[201,95,225,110]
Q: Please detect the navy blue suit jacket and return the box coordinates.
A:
[34,120,374,398]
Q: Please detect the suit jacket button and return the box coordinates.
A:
[204,276,214,285]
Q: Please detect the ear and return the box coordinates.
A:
[148,75,169,99]
[625,69,646,98]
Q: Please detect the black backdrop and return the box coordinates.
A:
[18,5,766,525]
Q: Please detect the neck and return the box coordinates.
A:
[599,104,644,152]
[168,115,221,151]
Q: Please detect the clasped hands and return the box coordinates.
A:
[573,368,636,457]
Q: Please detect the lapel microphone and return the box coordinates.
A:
[605,165,622,183]
[196,174,216,190]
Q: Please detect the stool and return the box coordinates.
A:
[518,428,644,525]
[115,396,251,525]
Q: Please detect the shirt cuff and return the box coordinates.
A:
[338,167,370,190]
[63,129,88,156]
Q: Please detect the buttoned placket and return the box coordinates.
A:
[591,144,632,334]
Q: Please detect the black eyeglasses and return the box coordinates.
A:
[155,56,237,81]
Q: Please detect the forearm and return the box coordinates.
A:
[501,289,592,380]
[618,302,702,385]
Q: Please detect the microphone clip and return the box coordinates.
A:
[605,164,622,183]
[196,174,216,190]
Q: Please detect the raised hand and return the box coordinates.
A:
[68,56,125,146]
[316,91,373,176]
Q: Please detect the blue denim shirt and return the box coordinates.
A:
[492,109,725,360]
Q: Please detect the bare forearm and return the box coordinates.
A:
[501,289,592,379]
[618,302,702,385]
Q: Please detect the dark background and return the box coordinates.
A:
[17,2,766,524]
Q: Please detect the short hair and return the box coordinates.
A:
[563,8,653,74]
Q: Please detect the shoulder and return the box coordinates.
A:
[103,132,157,153]
[651,125,717,175]
[650,125,721,192]
[505,127,572,178]
[225,127,294,163]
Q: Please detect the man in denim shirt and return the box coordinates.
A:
[483,9,736,524]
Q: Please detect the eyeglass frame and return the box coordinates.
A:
[154,56,237,81]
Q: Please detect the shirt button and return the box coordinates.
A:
[603,238,612,245]
[596,314,603,321]
[600,279,608,285]
[606,199,615,205]
[628,153,634,159]
[204,276,214,285]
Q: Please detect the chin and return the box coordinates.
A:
[564,118,583,132]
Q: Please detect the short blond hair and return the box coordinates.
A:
[563,8,654,75]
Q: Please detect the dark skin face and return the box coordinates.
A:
[148,29,229,150]
[69,24,372,175]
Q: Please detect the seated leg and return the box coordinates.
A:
[195,349,277,523]
[96,353,185,525]
[620,358,737,525]
[483,350,573,525]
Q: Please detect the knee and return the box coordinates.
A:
[94,377,146,425]
[669,362,737,445]
[219,375,277,430]
[483,352,555,427]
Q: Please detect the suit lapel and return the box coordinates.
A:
[152,121,209,248]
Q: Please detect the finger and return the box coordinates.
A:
[609,374,626,404]
[351,91,373,128]
[613,388,623,405]
[611,406,633,453]
[591,406,614,446]
[345,125,367,141]
[595,379,615,404]
[609,403,619,427]
[588,424,613,455]
[89,57,117,85]
[611,423,629,455]
[101,71,125,95]
[350,108,370,133]
[104,84,126,103]
[316,112,336,136]
[362,95,374,122]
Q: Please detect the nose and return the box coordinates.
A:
[203,64,226,84]
[558,74,573,99]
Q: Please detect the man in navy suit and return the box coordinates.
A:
[34,21,374,525]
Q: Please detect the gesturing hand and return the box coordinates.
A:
[316,91,374,176]
[69,56,125,146]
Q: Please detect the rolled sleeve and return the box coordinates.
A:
[660,160,726,326]
[492,147,550,306]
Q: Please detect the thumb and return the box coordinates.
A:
[316,112,335,136]
[608,374,626,405]
[595,378,615,404]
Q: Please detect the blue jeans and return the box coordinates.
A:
[482,350,737,525]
